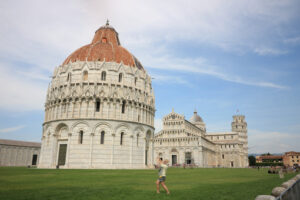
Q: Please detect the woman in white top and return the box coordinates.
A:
[156,157,170,194]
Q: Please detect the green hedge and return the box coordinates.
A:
[256,162,283,166]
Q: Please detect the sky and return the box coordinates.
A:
[0,0,300,154]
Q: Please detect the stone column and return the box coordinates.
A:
[59,102,63,119]
[85,99,89,118]
[39,136,46,166]
[143,137,146,167]
[51,134,58,168]
[89,133,94,168]
[111,133,115,166]
[107,102,110,119]
[150,138,154,166]
[66,133,72,168]
[79,100,82,118]
[66,100,70,119]
[71,100,75,118]
[93,99,96,118]
[130,134,134,168]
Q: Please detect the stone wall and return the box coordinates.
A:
[0,140,41,166]
[39,119,154,169]
[255,174,300,200]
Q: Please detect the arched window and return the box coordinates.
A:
[122,100,126,114]
[101,71,106,81]
[119,73,123,83]
[79,130,83,144]
[100,131,105,144]
[134,77,137,86]
[83,71,88,81]
[102,37,107,43]
[67,73,71,82]
[95,99,101,112]
[120,132,124,145]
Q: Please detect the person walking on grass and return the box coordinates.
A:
[156,157,170,194]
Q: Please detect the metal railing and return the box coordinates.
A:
[276,178,300,200]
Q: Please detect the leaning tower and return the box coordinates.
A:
[231,115,248,167]
[38,21,155,169]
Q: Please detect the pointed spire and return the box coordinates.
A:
[106,19,109,26]
[172,108,174,113]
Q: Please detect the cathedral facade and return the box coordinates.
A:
[38,22,155,169]
[154,110,248,168]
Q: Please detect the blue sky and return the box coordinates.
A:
[0,0,300,153]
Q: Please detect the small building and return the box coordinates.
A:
[255,155,283,164]
[283,151,300,167]
[0,139,41,167]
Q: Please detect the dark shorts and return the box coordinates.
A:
[158,176,166,182]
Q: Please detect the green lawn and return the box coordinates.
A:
[0,167,298,200]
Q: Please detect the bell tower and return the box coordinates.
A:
[232,115,248,167]
[231,115,247,133]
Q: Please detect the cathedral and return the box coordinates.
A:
[154,110,249,168]
[38,21,155,169]
[38,22,248,169]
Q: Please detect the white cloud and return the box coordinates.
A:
[0,62,47,111]
[145,55,288,89]
[0,125,25,133]
[254,47,288,56]
[283,36,300,45]
[248,129,300,154]
[150,73,191,86]
[0,0,295,113]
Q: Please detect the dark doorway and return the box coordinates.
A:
[185,152,192,164]
[32,154,37,165]
[172,155,177,165]
[231,161,234,167]
[58,144,67,166]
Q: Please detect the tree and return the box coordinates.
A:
[248,155,256,166]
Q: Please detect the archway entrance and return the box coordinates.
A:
[58,144,67,166]
[172,155,177,165]
[55,123,69,167]
[145,130,152,165]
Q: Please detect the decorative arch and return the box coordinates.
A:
[43,124,53,137]
[71,121,90,134]
[55,123,69,140]
[114,123,130,135]
[145,129,153,139]
[92,122,113,135]
[55,123,69,134]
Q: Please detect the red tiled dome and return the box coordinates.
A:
[62,22,144,70]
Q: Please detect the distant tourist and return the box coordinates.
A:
[279,168,284,179]
[156,157,170,194]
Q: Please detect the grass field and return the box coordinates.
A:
[0,167,298,200]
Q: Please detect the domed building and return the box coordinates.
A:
[38,21,155,169]
[189,110,206,131]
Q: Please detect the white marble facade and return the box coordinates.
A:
[154,110,249,168]
[38,23,155,169]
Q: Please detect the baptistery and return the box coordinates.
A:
[38,21,155,169]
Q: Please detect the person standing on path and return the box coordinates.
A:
[156,158,170,194]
